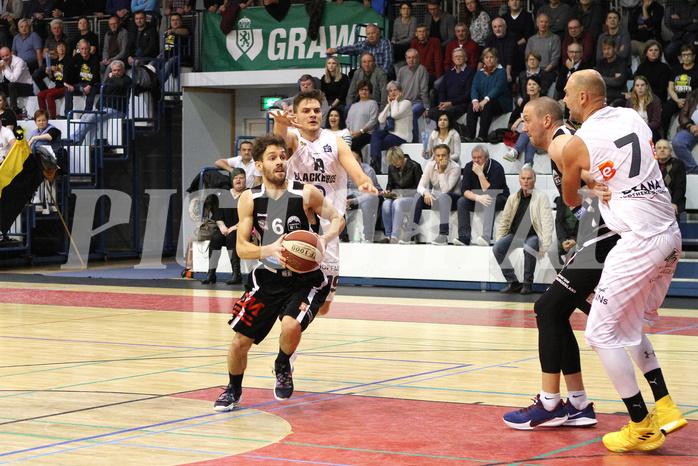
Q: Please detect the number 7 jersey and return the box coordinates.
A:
[575,106,676,238]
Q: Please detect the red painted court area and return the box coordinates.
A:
[2,288,697,336]
[179,387,695,466]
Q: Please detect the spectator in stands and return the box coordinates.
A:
[30,0,54,26]
[326,23,393,76]
[64,39,100,115]
[461,0,490,46]
[0,92,17,132]
[626,75,661,141]
[455,145,509,246]
[272,74,329,121]
[656,139,687,218]
[343,149,381,243]
[54,0,106,18]
[404,144,461,245]
[165,0,192,15]
[428,48,474,125]
[32,18,68,92]
[561,19,593,66]
[425,0,456,47]
[444,22,479,70]
[628,0,663,59]
[325,106,352,147]
[160,12,190,86]
[484,18,519,84]
[214,140,261,188]
[423,112,461,162]
[36,39,67,119]
[392,2,417,63]
[516,50,550,105]
[218,0,253,35]
[369,80,412,174]
[553,194,578,266]
[595,37,629,108]
[634,40,670,104]
[106,0,131,20]
[346,53,387,110]
[201,167,246,286]
[70,59,132,145]
[71,16,98,56]
[346,80,379,155]
[524,13,561,84]
[131,0,160,24]
[0,117,15,163]
[575,0,604,44]
[204,0,223,13]
[101,16,128,81]
[663,45,698,139]
[321,56,349,111]
[539,0,573,41]
[464,47,512,142]
[27,109,61,153]
[128,10,159,67]
[665,0,698,67]
[0,47,33,117]
[505,75,543,167]
[409,24,443,88]
[672,86,698,174]
[0,0,22,37]
[555,43,591,101]
[397,48,429,143]
[493,167,553,294]
[11,19,42,74]
[596,11,631,67]
[380,146,422,243]
[502,0,534,58]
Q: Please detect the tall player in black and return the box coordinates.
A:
[503,97,620,429]
[214,133,345,412]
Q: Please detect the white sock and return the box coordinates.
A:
[540,390,561,411]
[567,390,588,410]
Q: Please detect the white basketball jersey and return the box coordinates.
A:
[575,107,676,239]
[286,128,347,276]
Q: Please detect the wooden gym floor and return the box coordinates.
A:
[0,262,696,465]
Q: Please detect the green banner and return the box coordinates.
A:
[202,3,383,72]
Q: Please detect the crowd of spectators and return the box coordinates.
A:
[0,2,190,121]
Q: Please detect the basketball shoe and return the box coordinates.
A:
[562,400,597,426]
[602,415,665,452]
[651,395,688,434]
[274,362,294,401]
[502,395,568,430]
[213,384,241,412]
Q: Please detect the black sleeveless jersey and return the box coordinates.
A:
[550,125,614,245]
[251,181,320,269]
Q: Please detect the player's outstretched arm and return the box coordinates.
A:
[271,110,301,150]
[337,138,378,195]
[235,190,285,262]
[303,184,345,249]
[561,135,589,207]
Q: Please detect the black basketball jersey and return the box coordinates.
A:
[251,181,320,269]
[550,125,613,246]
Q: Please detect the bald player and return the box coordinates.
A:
[560,70,686,452]
[503,96,619,430]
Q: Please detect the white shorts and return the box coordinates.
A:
[585,225,681,349]
[320,238,340,302]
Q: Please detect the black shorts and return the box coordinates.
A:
[228,265,329,344]
[543,233,619,315]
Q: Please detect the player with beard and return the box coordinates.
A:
[213,133,344,411]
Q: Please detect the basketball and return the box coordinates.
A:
[281,230,323,273]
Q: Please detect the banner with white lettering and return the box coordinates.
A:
[201,4,383,71]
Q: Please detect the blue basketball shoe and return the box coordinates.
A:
[503,395,568,430]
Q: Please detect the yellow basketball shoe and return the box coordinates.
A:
[652,395,688,435]
[602,416,665,452]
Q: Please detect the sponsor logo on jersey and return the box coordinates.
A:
[664,248,679,268]
[620,179,665,198]
[257,213,268,230]
[598,161,616,181]
[287,215,301,231]
[323,144,332,153]
[293,172,337,184]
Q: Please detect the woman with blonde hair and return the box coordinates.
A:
[379,146,423,243]
[625,75,661,141]
[320,56,349,110]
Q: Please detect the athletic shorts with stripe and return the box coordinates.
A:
[228,266,330,344]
